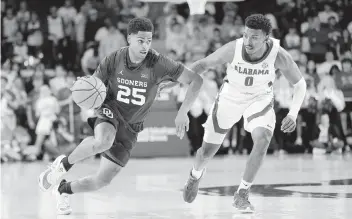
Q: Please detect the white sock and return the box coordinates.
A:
[237,179,252,192]
[191,167,204,179]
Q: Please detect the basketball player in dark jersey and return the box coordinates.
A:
[38,17,203,215]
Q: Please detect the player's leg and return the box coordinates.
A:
[53,156,121,215]
[39,108,118,192]
[183,96,244,203]
[233,96,275,213]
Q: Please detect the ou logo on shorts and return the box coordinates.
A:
[102,108,114,119]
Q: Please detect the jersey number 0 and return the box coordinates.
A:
[244,76,254,86]
[117,85,146,105]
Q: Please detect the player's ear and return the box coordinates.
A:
[127,34,131,44]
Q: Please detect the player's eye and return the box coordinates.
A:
[138,40,143,44]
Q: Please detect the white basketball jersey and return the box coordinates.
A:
[223,37,280,99]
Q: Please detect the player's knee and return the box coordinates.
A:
[251,128,272,153]
[197,142,222,160]
[203,130,226,145]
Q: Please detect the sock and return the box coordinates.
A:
[191,167,204,179]
[58,180,73,195]
[237,179,252,192]
[62,156,74,171]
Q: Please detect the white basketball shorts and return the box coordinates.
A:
[203,86,276,144]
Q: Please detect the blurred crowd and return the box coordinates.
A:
[1,0,352,162]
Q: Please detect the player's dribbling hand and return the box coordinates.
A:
[175,111,189,139]
[281,115,296,133]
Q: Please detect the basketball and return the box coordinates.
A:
[70,76,106,109]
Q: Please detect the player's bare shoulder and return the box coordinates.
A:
[274,46,293,70]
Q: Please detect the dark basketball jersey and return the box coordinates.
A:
[94,47,184,124]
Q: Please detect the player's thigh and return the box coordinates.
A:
[203,97,245,144]
[243,95,276,134]
[89,104,119,147]
[96,156,122,184]
[102,124,138,168]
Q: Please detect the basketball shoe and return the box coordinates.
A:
[183,169,205,203]
[233,188,255,213]
[53,180,72,215]
[38,155,67,192]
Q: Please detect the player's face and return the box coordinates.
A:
[243,26,268,55]
[128,31,153,61]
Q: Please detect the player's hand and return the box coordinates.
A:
[281,115,296,133]
[175,111,189,139]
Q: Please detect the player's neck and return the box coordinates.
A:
[128,47,144,64]
[247,43,268,61]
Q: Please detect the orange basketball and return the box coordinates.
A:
[70,76,106,109]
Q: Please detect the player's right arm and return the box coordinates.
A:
[92,51,119,83]
[190,40,236,74]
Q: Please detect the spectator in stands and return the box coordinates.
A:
[335,58,352,136]
[27,11,43,57]
[46,6,64,68]
[84,8,101,47]
[24,85,60,157]
[327,16,342,56]
[75,5,87,67]
[81,42,100,75]
[13,32,28,63]
[207,28,225,55]
[185,26,209,62]
[17,1,30,35]
[58,0,77,70]
[2,7,18,58]
[338,29,352,57]
[220,14,235,42]
[317,51,342,76]
[98,18,126,60]
[302,16,330,63]
[0,76,22,162]
[166,22,187,58]
[283,26,301,56]
[310,113,344,154]
[318,3,339,24]
[43,116,76,160]
[130,1,149,18]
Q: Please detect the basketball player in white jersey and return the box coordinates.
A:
[183,14,307,212]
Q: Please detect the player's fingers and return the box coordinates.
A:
[179,125,185,139]
[287,123,296,133]
[185,122,189,132]
[176,124,181,138]
[283,122,295,133]
[281,118,289,130]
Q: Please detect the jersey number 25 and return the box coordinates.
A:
[117,85,146,105]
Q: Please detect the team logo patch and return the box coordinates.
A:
[141,73,149,79]
[262,62,268,69]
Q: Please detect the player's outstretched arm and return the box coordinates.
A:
[174,67,203,139]
[190,41,236,75]
[275,47,307,133]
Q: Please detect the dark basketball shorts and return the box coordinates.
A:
[87,103,138,167]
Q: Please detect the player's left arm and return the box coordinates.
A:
[275,47,307,133]
[155,54,203,139]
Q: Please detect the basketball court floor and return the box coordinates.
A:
[2,153,352,219]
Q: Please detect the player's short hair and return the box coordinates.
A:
[127,17,154,35]
[245,14,272,35]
